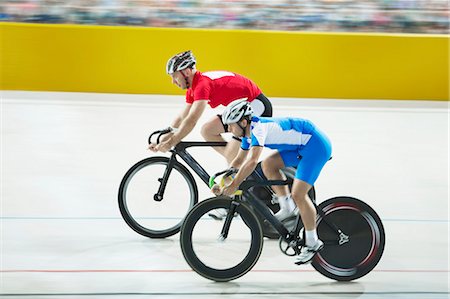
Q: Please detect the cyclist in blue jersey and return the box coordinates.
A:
[212,99,332,265]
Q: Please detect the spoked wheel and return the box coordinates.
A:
[312,196,385,281]
[180,196,263,282]
[118,157,198,238]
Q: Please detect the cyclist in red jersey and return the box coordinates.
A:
[149,50,273,164]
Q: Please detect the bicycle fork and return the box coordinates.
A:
[154,153,177,201]
[218,200,240,241]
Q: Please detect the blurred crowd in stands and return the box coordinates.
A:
[1,0,448,34]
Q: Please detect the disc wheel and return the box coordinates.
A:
[312,196,385,281]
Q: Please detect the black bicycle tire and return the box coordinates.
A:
[118,156,198,238]
[311,196,385,281]
[180,196,264,282]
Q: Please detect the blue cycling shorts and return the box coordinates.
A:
[279,127,332,186]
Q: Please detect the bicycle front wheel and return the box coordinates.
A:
[312,196,385,281]
[180,197,263,282]
[118,156,198,238]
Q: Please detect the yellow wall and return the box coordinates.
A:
[1,22,449,100]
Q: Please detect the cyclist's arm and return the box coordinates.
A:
[155,104,192,146]
[168,100,208,145]
[230,148,248,169]
[171,103,192,129]
[230,146,263,189]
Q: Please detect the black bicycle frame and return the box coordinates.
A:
[239,180,295,241]
[154,141,227,200]
[175,141,227,184]
[238,180,344,247]
[150,130,343,245]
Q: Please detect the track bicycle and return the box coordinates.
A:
[118,128,314,238]
[180,177,385,282]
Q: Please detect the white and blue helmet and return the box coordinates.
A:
[166,50,196,75]
[222,98,254,125]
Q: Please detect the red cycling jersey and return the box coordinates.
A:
[186,71,262,108]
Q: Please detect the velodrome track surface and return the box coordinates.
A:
[1,91,449,298]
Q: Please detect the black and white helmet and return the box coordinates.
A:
[166,50,196,75]
[222,98,254,125]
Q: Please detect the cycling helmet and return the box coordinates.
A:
[222,98,254,125]
[166,50,196,75]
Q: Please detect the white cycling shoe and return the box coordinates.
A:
[208,208,228,220]
[295,240,324,265]
[274,208,298,222]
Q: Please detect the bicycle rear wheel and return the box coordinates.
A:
[180,197,263,282]
[118,156,198,238]
[312,196,385,281]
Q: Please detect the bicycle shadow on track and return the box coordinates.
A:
[202,281,365,297]
[307,281,365,297]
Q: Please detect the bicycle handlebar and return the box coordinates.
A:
[209,167,289,197]
[208,168,239,189]
[148,128,173,145]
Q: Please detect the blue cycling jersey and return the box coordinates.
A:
[240,116,332,185]
[241,116,316,151]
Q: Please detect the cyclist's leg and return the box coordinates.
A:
[202,94,272,164]
[262,150,298,220]
[200,115,240,164]
[223,136,241,165]
[291,179,316,232]
[261,151,289,196]
[292,178,324,264]
[294,131,332,233]
[293,131,331,264]
[207,94,271,163]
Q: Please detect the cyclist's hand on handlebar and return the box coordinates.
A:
[209,168,240,197]
[211,184,222,196]
[156,139,172,153]
[221,182,238,197]
[159,132,173,144]
[210,183,237,197]
[147,140,171,153]
[148,127,175,152]
[148,143,158,152]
